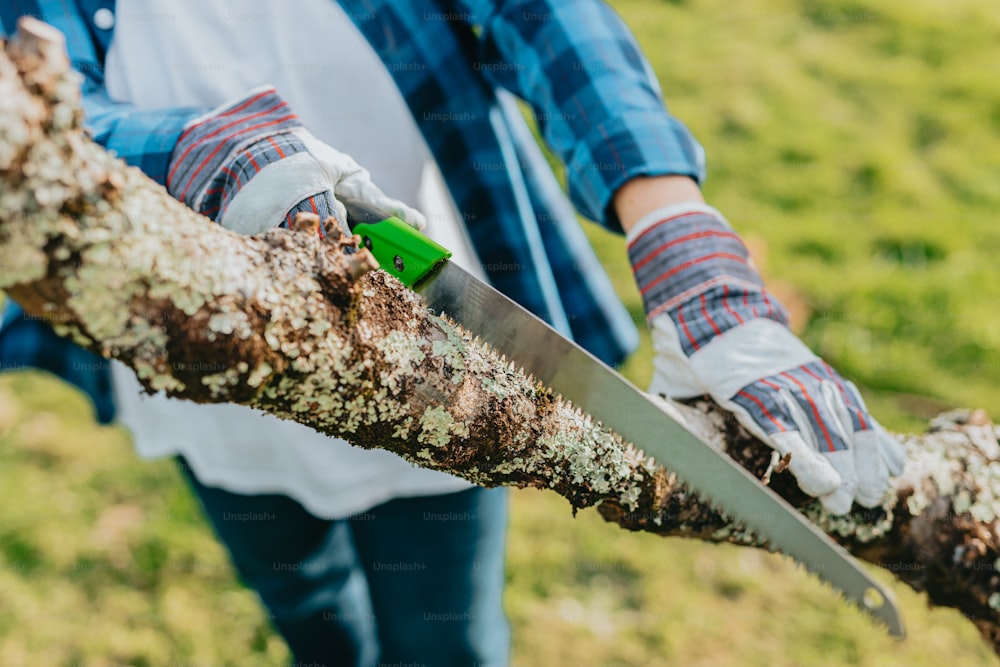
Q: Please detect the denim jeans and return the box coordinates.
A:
[179,459,510,667]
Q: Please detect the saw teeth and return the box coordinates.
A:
[419,263,906,638]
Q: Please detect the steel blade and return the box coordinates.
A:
[416,261,904,637]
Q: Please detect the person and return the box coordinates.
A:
[0,1,906,665]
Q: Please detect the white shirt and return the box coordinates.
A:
[104,0,484,518]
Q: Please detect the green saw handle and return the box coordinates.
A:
[341,197,452,288]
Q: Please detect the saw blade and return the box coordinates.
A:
[415,260,905,637]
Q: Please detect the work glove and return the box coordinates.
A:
[166,86,424,235]
[628,203,905,514]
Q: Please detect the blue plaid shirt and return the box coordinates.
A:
[0,0,706,421]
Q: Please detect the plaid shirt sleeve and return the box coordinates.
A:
[0,1,203,185]
[452,0,706,230]
[81,80,203,186]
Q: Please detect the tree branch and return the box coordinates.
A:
[3,18,1000,655]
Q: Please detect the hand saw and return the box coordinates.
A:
[343,197,904,637]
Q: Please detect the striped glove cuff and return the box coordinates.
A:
[166,86,304,221]
[627,204,790,356]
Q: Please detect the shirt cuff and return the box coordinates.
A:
[103,107,206,186]
[566,110,706,232]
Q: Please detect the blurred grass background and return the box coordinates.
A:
[2,0,1000,664]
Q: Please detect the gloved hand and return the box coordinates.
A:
[628,203,905,515]
[166,86,425,235]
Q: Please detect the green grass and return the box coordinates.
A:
[3,0,1000,664]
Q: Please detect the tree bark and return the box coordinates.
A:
[3,18,1000,655]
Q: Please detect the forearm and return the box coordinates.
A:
[613,175,705,233]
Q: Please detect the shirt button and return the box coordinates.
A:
[93,8,115,30]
